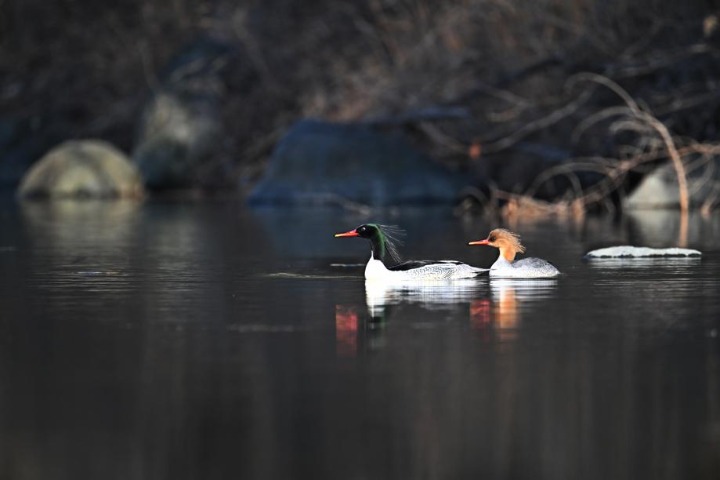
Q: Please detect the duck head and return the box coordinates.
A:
[469,228,525,262]
[335,224,403,264]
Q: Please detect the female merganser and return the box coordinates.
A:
[468,228,560,278]
[335,224,486,281]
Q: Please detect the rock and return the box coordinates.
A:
[625,157,720,209]
[132,38,230,189]
[18,140,144,199]
[133,93,221,188]
[248,119,472,206]
[584,246,702,258]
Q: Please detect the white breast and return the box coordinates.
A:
[365,256,391,281]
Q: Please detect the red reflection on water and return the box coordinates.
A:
[470,289,519,342]
[470,299,491,329]
[335,305,359,357]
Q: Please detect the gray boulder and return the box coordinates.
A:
[132,38,229,189]
[625,157,720,209]
[248,119,472,206]
[18,140,144,199]
[133,92,221,188]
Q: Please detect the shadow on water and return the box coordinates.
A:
[0,201,718,479]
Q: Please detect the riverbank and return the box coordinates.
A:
[1,1,719,209]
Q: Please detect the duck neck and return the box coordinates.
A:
[369,233,388,265]
[499,247,517,263]
[491,253,513,270]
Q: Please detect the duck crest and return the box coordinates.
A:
[371,224,404,264]
[491,228,525,261]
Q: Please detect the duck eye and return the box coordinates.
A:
[489,236,496,242]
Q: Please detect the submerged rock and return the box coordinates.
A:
[248,119,472,206]
[584,246,702,258]
[18,140,144,199]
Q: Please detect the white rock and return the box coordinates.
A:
[584,246,702,258]
[625,159,720,209]
[18,140,144,199]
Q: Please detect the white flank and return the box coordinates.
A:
[488,255,561,279]
[364,255,487,282]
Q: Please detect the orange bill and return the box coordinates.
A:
[334,229,359,238]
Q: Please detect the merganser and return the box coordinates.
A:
[335,224,486,281]
[468,228,560,278]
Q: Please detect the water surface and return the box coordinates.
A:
[0,200,719,479]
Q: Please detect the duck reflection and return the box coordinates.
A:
[472,279,558,339]
[364,280,488,321]
[334,281,487,357]
[335,305,360,357]
[490,278,558,302]
[336,279,558,356]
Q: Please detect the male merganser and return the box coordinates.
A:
[335,224,486,281]
[468,228,560,278]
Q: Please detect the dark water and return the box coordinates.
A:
[0,199,719,480]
